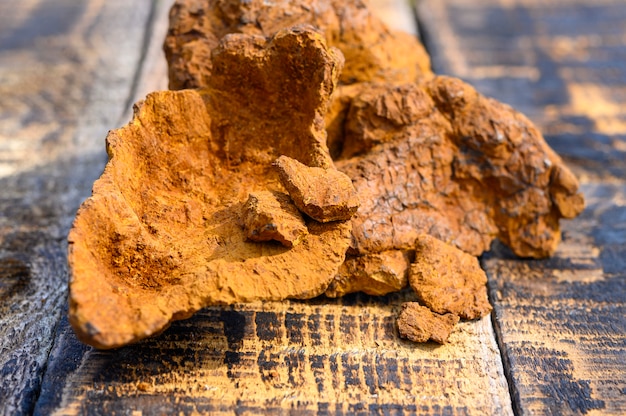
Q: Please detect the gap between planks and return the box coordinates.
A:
[416,0,626,414]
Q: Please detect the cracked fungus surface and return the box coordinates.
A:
[68,28,353,349]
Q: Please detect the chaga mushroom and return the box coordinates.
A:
[409,234,492,320]
[163,0,432,90]
[69,0,586,349]
[68,27,354,349]
[325,250,410,297]
[163,0,584,299]
[164,1,583,246]
[275,155,359,222]
[241,191,308,248]
[164,0,432,159]
[397,302,460,344]
[337,79,585,259]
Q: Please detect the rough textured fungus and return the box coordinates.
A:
[164,0,583,262]
[241,191,308,247]
[163,0,432,90]
[397,302,460,344]
[337,79,585,259]
[164,0,432,162]
[409,234,492,320]
[275,155,359,222]
[68,28,351,349]
[324,250,410,297]
[67,0,586,348]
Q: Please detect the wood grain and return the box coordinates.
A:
[7,0,623,414]
[484,184,626,415]
[127,0,171,113]
[418,0,626,414]
[32,0,514,414]
[0,1,155,414]
[37,293,512,415]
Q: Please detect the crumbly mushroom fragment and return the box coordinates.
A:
[409,234,492,320]
[275,155,359,222]
[338,78,584,259]
[325,250,410,297]
[164,0,432,90]
[397,302,460,344]
[242,191,308,247]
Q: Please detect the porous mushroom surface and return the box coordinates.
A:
[241,191,308,248]
[163,0,432,90]
[325,250,411,297]
[337,79,585,259]
[409,234,492,320]
[163,0,585,304]
[397,302,460,344]
[68,27,353,349]
[275,155,360,223]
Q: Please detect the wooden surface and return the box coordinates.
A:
[0,0,624,415]
[417,0,626,414]
[0,1,155,414]
[35,296,511,415]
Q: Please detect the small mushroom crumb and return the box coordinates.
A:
[274,155,359,222]
[325,250,410,297]
[410,234,492,320]
[397,302,460,344]
[242,191,308,247]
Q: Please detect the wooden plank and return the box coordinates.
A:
[417,0,626,414]
[484,184,626,415]
[33,0,514,414]
[128,0,171,110]
[37,293,512,415]
[0,1,155,414]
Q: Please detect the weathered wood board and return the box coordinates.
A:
[485,185,626,415]
[27,0,514,415]
[36,293,512,415]
[418,0,626,414]
[2,0,625,414]
[0,1,156,414]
